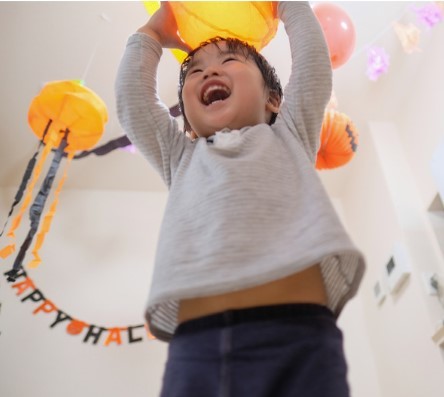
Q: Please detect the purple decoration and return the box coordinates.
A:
[366,46,390,81]
[412,3,443,29]
[121,144,137,154]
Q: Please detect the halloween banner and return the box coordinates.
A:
[3,268,156,345]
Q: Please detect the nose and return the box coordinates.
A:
[203,65,220,80]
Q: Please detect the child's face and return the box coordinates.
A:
[182,42,279,138]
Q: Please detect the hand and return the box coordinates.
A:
[137,2,191,53]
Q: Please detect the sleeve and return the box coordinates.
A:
[274,1,332,163]
[115,33,188,188]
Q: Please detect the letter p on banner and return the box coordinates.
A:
[33,299,57,315]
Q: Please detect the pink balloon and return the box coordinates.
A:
[312,3,356,69]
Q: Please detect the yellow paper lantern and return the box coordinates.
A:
[144,1,278,62]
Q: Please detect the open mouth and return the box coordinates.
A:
[201,84,231,106]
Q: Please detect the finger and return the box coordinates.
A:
[177,39,193,54]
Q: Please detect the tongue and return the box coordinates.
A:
[208,90,229,104]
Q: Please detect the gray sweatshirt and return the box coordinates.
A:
[116,2,365,341]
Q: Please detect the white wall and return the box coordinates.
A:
[336,25,444,394]
[341,123,444,397]
[332,199,383,397]
[0,188,169,397]
[335,12,444,397]
[396,26,444,209]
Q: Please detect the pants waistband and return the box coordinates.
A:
[175,303,334,335]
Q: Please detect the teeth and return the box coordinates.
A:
[202,85,231,105]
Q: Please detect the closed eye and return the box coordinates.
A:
[189,68,203,75]
[222,57,238,64]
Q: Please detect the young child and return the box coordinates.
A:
[116,2,365,396]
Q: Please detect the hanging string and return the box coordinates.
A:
[81,13,112,83]
[348,7,410,62]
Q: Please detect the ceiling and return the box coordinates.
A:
[0,1,425,197]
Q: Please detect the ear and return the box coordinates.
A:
[266,91,281,114]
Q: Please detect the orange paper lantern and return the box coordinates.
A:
[144,1,278,62]
[316,110,358,170]
[28,80,108,153]
[1,81,108,281]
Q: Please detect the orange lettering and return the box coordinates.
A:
[33,299,56,315]
[104,328,123,346]
[11,278,35,296]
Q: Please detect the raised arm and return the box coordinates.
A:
[115,3,190,187]
[275,1,332,163]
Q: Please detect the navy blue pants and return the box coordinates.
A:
[159,304,350,397]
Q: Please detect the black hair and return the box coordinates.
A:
[178,36,283,132]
